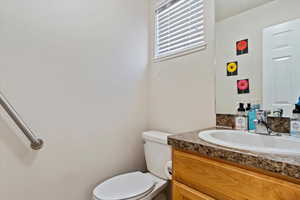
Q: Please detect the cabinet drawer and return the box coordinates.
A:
[173,181,216,200]
[173,149,300,200]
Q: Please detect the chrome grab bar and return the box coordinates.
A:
[0,91,43,150]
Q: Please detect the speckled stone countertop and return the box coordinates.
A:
[168,128,300,180]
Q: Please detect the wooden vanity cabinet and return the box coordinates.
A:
[172,149,300,200]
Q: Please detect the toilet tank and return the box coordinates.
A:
[143,131,172,180]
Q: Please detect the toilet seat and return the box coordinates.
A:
[93,172,156,200]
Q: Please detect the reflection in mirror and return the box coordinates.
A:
[263,19,300,117]
[215,0,300,118]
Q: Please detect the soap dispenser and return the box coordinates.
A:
[247,103,257,132]
[235,103,247,131]
[290,97,300,137]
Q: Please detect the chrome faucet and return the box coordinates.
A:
[254,110,272,135]
[254,110,282,136]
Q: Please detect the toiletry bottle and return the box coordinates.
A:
[245,103,251,130]
[252,100,261,110]
[246,103,251,113]
[235,103,247,131]
[247,103,257,132]
[290,98,300,137]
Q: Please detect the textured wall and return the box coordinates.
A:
[0,0,149,199]
[148,0,216,133]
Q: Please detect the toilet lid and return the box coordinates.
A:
[93,172,155,200]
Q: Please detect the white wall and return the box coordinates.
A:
[0,0,148,200]
[148,0,216,133]
[216,0,300,114]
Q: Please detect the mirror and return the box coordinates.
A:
[215,0,300,117]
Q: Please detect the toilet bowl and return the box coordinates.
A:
[92,131,172,200]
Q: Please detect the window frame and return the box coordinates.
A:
[153,0,207,62]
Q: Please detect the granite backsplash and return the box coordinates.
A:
[216,114,290,133]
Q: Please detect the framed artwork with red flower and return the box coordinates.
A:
[236,39,248,55]
[237,79,250,94]
[227,61,238,76]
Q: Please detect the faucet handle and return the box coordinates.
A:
[264,110,271,115]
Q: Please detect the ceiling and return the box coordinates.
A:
[215,0,275,22]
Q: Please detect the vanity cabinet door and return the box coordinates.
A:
[173,149,300,200]
[173,181,216,200]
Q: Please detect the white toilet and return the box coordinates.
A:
[93,131,172,200]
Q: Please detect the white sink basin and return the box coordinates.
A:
[198,130,300,155]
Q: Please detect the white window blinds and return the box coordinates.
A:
[155,0,206,59]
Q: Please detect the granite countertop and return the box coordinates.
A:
[168,128,300,180]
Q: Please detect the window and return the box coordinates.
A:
[154,0,206,60]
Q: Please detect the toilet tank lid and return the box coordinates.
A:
[143,131,172,144]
